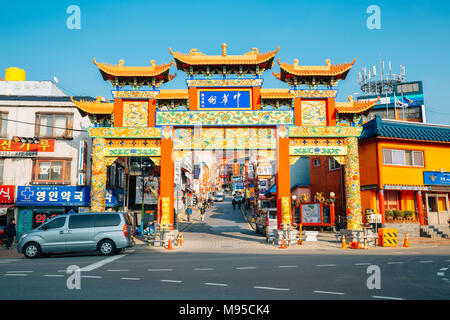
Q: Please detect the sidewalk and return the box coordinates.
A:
[0,245,22,258]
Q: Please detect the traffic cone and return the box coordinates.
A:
[403,233,410,248]
[341,235,348,249]
[279,236,287,249]
[167,238,173,250]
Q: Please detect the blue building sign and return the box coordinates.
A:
[199,89,251,110]
[17,186,123,207]
[424,171,450,186]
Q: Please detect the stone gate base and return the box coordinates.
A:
[273,229,300,246]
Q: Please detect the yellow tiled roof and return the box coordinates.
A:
[275,58,356,78]
[335,96,379,114]
[93,58,174,78]
[156,89,189,100]
[70,96,114,114]
[260,89,294,99]
[169,44,279,66]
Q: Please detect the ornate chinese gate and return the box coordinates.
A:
[72,44,378,242]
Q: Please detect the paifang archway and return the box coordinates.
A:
[72,44,378,242]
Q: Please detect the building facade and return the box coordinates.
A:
[0,75,122,237]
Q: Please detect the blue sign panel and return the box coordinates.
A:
[424,171,450,186]
[17,186,123,207]
[199,90,251,110]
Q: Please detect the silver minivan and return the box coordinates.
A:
[17,212,135,258]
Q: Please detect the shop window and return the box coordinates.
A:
[329,158,341,171]
[312,158,321,167]
[32,159,71,184]
[0,112,8,137]
[382,149,424,167]
[384,191,400,210]
[35,113,74,139]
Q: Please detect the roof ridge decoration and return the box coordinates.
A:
[169,44,279,77]
[273,58,356,89]
[70,96,114,115]
[93,58,176,88]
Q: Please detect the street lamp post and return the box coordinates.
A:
[329,192,336,231]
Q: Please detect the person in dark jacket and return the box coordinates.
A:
[4,219,16,250]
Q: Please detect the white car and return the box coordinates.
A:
[255,208,278,241]
[214,193,224,202]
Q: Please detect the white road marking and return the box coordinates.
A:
[120,277,140,281]
[108,270,129,272]
[148,269,173,272]
[313,291,345,295]
[354,263,372,266]
[278,265,297,268]
[79,254,127,272]
[437,272,445,276]
[236,267,257,270]
[440,268,448,271]
[194,268,214,271]
[205,283,228,287]
[160,280,182,283]
[4,274,28,276]
[418,261,434,263]
[317,264,337,267]
[81,275,102,279]
[254,286,289,291]
[373,295,405,300]
[6,271,33,273]
[0,259,20,264]
[387,262,404,264]
[44,275,64,278]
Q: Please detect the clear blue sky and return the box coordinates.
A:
[1,0,449,124]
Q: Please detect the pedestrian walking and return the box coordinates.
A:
[237,198,242,209]
[200,205,205,221]
[186,207,192,222]
[232,198,236,210]
[4,219,16,250]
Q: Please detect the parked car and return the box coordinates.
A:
[214,193,224,202]
[255,208,278,240]
[17,212,135,259]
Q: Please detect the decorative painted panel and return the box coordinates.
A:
[123,101,149,127]
[344,137,362,230]
[105,139,160,148]
[173,127,276,150]
[292,90,337,98]
[88,127,161,139]
[112,90,159,99]
[301,100,327,126]
[156,110,294,126]
[186,78,263,87]
[289,146,347,156]
[288,126,362,138]
[104,147,160,157]
[289,138,344,147]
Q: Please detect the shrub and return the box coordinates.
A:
[404,210,414,218]
[385,210,393,217]
[393,210,404,219]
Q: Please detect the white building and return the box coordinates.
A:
[0,78,96,237]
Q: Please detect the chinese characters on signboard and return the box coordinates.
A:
[199,90,251,110]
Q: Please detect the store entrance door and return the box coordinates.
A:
[426,193,450,225]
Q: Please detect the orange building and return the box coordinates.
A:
[312,115,450,228]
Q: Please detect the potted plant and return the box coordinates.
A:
[393,210,404,222]
[385,210,394,222]
[404,210,414,222]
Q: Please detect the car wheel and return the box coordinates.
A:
[23,242,41,259]
[98,239,116,256]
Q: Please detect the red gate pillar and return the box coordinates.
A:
[276,125,291,229]
[160,126,174,230]
[378,189,385,224]
[416,191,425,225]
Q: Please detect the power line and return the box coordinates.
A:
[2,117,88,133]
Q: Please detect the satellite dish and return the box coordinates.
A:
[53,76,59,83]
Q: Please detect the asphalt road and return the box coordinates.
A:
[0,195,449,300]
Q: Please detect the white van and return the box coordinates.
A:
[255,208,278,241]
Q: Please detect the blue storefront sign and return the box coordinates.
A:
[199,89,251,110]
[16,186,123,207]
[424,171,450,186]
